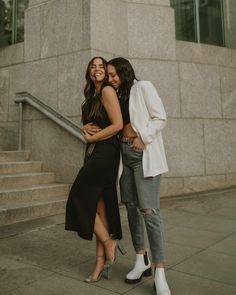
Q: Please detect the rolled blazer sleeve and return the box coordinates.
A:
[138,81,167,145]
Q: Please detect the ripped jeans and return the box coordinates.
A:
[120,143,166,264]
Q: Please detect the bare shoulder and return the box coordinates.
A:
[101,86,118,104]
[102,85,116,96]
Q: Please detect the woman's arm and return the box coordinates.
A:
[83,123,101,135]
[83,86,123,143]
[138,81,167,145]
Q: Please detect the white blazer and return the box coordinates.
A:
[129,80,168,177]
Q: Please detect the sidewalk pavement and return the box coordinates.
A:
[0,188,236,295]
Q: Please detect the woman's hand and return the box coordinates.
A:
[83,123,101,135]
[83,129,94,143]
[132,136,145,152]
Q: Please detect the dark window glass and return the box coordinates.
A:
[170,0,197,42]
[0,0,28,47]
[170,0,225,47]
[0,0,12,47]
[16,0,28,42]
[199,0,224,46]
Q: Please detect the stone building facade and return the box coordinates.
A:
[0,0,236,197]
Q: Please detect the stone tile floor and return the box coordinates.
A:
[0,188,236,295]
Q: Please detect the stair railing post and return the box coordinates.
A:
[18,102,23,151]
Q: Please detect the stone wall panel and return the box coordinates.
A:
[31,118,84,182]
[176,41,232,67]
[232,50,236,68]
[183,175,227,194]
[24,5,42,61]
[179,63,222,118]
[21,58,58,120]
[0,43,24,68]
[0,68,9,122]
[225,174,236,187]
[204,120,236,175]
[9,64,26,106]
[8,105,19,122]
[0,122,18,150]
[25,58,58,106]
[41,0,83,58]
[90,0,128,56]
[220,67,236,119]
[160,177,184,197]
[164,119,205,177]
[22,120,32,150]
[128,4,176,59]
[58,52,88,116]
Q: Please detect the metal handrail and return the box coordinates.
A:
[15,92,86,150]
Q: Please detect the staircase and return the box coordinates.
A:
[0,150,69,226]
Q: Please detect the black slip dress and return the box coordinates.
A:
[65,104,122,241]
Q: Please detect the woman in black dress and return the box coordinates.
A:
[65,57,124,282]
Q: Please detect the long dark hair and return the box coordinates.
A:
[107,57,138,101]
[82,56,108,124]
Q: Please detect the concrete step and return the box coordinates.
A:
[0,172,56,190]
[0,151,31,162]
[0,150,70,226]
[0,198,66,226]
[0,184,70,204]
[0,161,42,175]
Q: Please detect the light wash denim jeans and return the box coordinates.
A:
[120,142,166,264]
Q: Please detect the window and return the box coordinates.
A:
[170,0,225,47]
[0,0,28,48]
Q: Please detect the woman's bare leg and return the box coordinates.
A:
[89,199,115,279]
[94,199,116,263]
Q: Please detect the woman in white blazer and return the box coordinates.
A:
[107,58,171,295]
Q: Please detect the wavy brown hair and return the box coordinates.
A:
[82,57,108,124]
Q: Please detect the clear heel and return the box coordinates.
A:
[84,255,106,283]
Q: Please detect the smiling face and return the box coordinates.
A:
[107,64,121,89]
[89,58,106,84]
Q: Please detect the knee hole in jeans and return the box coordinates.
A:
[139,208,157,215]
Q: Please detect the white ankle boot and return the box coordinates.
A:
[154,268,171,295]
[125,251,152,284]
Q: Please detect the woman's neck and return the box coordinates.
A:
[94,82,103,95]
